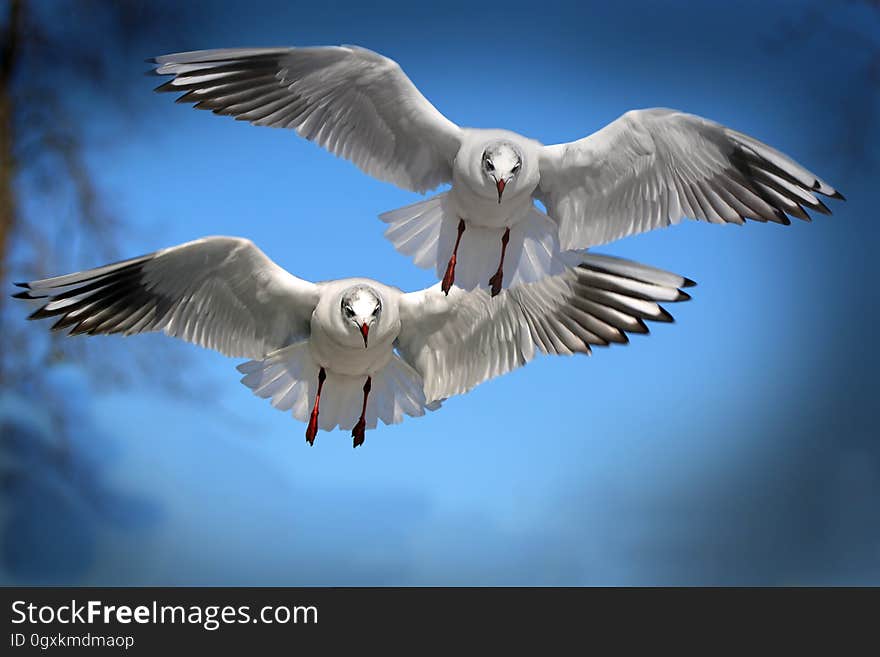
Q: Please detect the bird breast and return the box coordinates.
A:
[308,323,396,377]
[448,172,536,228]
[308,284,400,377]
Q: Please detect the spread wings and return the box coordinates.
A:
[397,254,694,402]
[152,46,463,193]
[15,236,319,359]
[538,108,843,250]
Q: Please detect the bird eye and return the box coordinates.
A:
[372,304,381,316]
[344,306,355,317]
[485,160,494,172]
[512,163,521,173]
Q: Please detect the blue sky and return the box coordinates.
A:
[2,0,878,585]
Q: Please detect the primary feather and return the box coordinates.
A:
[152,46,462,193]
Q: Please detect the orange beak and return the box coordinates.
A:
[360,322,369,348]
[496,178,506,203]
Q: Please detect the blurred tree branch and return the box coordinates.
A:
[0,2,203,580]
[0,0,202,418]
[0,0,23,327]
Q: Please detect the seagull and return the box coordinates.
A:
[14,236,693,447]
[151,46,844,296]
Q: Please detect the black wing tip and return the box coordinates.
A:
[26,307,47,321]
[812,181,845,202]
[675,290,692,302]
[13,281,30,288]
[11,290,33,299]
[811,198,832,215]
[632,318,650,334]
[682,277,697,288]
[655,307,675,323]
[50,314,78,332]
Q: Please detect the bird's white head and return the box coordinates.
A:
[481,141,522,203]
[340,285,382,348]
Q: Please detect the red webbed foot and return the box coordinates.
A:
[441,256,456,295]
[305,367,326,446]
[351,419,366,448]
[488,269,504,297]
[488,227,511,297]
[351,376,371,448]
[441,218,467,296]
[305,414,318,446]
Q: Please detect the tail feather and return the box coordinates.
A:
[237,342,440,433]
[380,194,581,292]
[381,194,446,269]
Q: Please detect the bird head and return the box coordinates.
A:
[340,286,382,348]
[481,142,522,203]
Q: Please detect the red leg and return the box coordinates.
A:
[441,218,466,295]
[488,227,511,297]
[305,367,326,446]
[351,376,372,448]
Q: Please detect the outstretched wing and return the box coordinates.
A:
[397,254,693,402]
[15,236,320,359]
[538,108,844,250]
[152,46,463,193]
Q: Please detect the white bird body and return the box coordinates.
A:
[152,46,844,296]
[15,236,693,447]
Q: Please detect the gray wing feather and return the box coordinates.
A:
[15,236,319,359]
[397,254,694,402]
[538,108,844,250]
[152,46,462,193]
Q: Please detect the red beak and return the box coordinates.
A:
[360,322,369,348]
[496,178,506,203]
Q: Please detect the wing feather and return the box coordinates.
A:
[397,254,694,402]
[15,237,319,359]
[538,108,843,249]
[152,46,463,193]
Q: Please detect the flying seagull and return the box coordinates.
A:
[151,46,844,296]
[14,237,692,447]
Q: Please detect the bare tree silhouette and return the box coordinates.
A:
[0,0,195,582]
[1,0,199,408]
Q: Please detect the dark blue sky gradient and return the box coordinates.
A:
[2,0,878,585]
